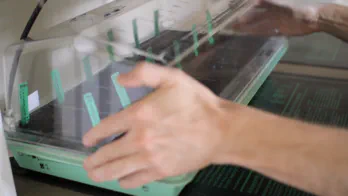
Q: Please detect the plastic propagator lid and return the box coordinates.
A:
[1,0,287,155]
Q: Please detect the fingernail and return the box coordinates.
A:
[91,169,104,182]
[83,136,91,147]
[83,158,92,170]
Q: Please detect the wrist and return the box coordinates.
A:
[212,101,288,168]
[211,100,258,165]
[316,4,331,33]
[316,3,348,34]
[297,4,322,33]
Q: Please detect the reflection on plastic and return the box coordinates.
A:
[28,90,40,112]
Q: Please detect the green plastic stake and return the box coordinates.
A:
[107,29,115,41]
[19,82,29,125]
[174,40,182,69]
[51,69,65,104]
[192,24,199,56]
[106,29,116,62]
[133,19,140,48]
[206,10,215,45]
[154,10,160,36]
[146,47,154,63]
[83,56,94,81]
[84,93,100,127]
[111,72,131,108]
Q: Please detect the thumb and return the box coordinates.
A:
[117,62,180,88]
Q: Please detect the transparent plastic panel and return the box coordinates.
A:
[2,35,156,153]
[80,0,258,59]
[2,0,287,155]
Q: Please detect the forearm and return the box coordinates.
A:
[317,3,348,42]
[217,101,348,196]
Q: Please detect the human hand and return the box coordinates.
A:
[82,62,237,189]
[231,0,321,36]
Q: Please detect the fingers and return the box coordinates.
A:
[83,134,138,170]
[232,9,279,35]
[83,109,131,147]
[236,8,267,24]
[117,62,182,89]
[84,62,184,147]
[119,169,162,189]
[87,153,150,183]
